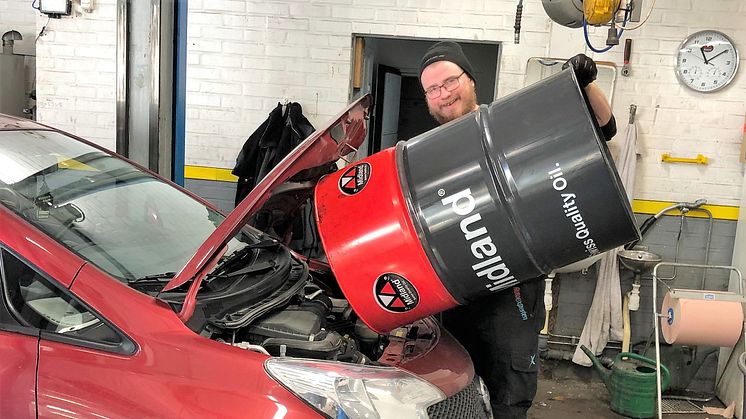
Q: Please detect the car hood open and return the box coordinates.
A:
[163,94,372,322]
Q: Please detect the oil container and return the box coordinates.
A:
[314,69,640,333]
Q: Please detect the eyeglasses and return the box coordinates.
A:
[424,71,465,99]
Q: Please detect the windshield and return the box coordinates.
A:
[0,129,250,282]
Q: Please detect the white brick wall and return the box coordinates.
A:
[605,0,746,206]
[185,0,746,206]
[22,0,118,151]
[4,0,745,206]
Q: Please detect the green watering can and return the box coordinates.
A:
[581,345,670,419]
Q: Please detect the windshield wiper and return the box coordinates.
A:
[212,239,280,275]
[209,260,275,279]
[128,271,177,284]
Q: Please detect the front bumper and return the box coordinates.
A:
[427,375,492,419]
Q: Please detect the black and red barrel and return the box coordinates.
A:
[315,69,640,333]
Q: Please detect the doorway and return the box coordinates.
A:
[351,36,501,157]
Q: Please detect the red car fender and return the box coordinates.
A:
[35,263,320,418]
[0,331,37,419]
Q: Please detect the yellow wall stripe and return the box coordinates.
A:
[184,165,238,182]
[183,166,741,221]
[632,199,739,221]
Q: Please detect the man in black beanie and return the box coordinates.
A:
[419,41,617,419]
[419,41,616,135]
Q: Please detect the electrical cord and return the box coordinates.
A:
[35,16,51,44]
[621,0,657,30]
[29,15,48,100]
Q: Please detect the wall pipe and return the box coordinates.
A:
[172,0,187,185]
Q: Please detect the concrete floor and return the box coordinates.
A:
[528,359,728,419]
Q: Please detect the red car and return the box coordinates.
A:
[0,95,490,419]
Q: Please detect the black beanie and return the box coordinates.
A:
[419,41,476,84]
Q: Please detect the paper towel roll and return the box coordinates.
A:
[661,291,743,347]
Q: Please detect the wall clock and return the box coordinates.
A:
[675,30,739,93]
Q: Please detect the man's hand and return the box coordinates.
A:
[562,54,597,88]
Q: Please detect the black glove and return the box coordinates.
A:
[562,53,597,88]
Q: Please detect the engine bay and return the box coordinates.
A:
[150,234,440,367]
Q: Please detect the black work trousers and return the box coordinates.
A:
[444,279,545,419]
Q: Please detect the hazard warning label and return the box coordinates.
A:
[339,163,371,195]
[374,273,419,313]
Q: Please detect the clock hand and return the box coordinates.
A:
[708,49,729,62]
[699,46,710,64]
[688,49,707,63]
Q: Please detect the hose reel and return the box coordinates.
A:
[542,0,621,28]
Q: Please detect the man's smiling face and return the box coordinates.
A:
[420,60,478,124]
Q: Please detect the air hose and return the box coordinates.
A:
[514,0,523,44]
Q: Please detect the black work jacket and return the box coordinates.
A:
[232,102,315,206]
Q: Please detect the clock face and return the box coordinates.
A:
[675,30,739,93]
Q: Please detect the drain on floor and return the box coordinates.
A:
[660,398,704,414]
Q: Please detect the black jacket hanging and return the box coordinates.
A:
[232,102,315,206]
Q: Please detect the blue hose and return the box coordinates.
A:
[582,5,631,54]
[583,17,626,53]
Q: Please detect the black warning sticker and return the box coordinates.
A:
[374,273,419,313]
[339,163,371,195]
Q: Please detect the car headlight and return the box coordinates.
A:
[265,357,445,419]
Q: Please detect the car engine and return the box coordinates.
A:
[151,233,438,366]
[238,287,376,362]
